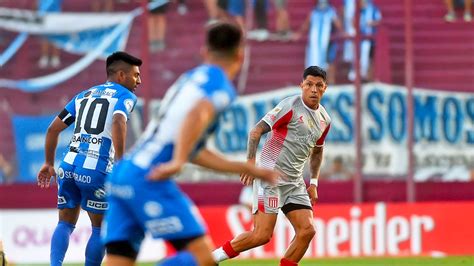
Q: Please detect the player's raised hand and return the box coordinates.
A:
[246,166,279,185]
[37,163,56,188]
[147,160,184,180]
[307,185,318,206]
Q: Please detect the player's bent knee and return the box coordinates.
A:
[298,226,316,241]
[105,241,138,260]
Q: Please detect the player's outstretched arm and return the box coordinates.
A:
[192,149,278,185]
[111,114,127,160]
[148,99,215,180]
[37,117,68,188]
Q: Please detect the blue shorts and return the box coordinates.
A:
[228,0,246,16]
[57,161,107,214]
[102,161,206,250]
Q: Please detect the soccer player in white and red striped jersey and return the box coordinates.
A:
[213,66,331,266]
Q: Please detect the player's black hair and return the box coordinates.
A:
[206,22,242,58]
[106,51,142,77]
[303,66,327,83]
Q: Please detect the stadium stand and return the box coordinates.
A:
[0,0,473,177]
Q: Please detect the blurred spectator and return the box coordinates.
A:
[294,0,343,84]
[177,0,188,15]
[273,0,291,40]
[0,153,13,184]
[217,0,246,31]
[322,156,352,181]
[91,0,114,12]
[444,0,472,22]
[204,0,220,25]
[247,0,270,41]
[348,0,382,82]
[148,0,170,52]
[342,0,356,64]
[37,0,63,69]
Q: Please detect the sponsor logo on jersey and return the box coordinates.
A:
[94,188,106,199]
[102,88,117,97]
[124,99,134,113]
[64,171,92,183]
[84,90,94,98]
[86,200,108,210]
[57,167,64,179]
[268,197,278,208]
[58,196,66,204]
[145,216,184,235]
[144,201,163,217]
[71,135,103,144]
[298,115,304,123]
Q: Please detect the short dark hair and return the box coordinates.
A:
[206,22,242,58]
[303,66,327,83]
[106,51,142,77]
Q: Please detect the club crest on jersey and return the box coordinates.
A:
[57,167,64,179]
[268,197,278,208]
[144,201,163,217]
[124,99,134,113]
[94,188,106,199]
[320,120,326,128]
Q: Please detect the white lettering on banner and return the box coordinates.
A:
[226,203,435,257]
[1,210,165,263]
[209,84,474,177]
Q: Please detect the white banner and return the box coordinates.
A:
[209,83,474,178]
[0,209,165,263]
[0,8,132,34]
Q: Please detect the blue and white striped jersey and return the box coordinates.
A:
[60,81,137,174]
[126,64,236,172]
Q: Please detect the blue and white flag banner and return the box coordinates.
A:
[0,8,131,34]
[12,114,74,182]
[0,8,143,92]
[0,8,140,92]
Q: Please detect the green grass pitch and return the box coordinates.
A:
[17,256,473,266]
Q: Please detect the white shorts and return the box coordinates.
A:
[252,179,312,214]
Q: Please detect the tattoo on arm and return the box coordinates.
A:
[310,147,324,179]
[247,121,271,160]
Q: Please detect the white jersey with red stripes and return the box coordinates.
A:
[259,95,331,183]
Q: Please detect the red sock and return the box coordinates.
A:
[280,258,298,266]
[222,240,240,258]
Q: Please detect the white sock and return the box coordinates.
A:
[212,247,230,263]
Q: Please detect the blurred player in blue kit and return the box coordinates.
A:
[37,51,142,266]
[101,23,278,266]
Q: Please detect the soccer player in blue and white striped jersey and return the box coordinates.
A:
[37,51,142,266]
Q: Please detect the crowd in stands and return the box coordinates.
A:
[2,0,473,184]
